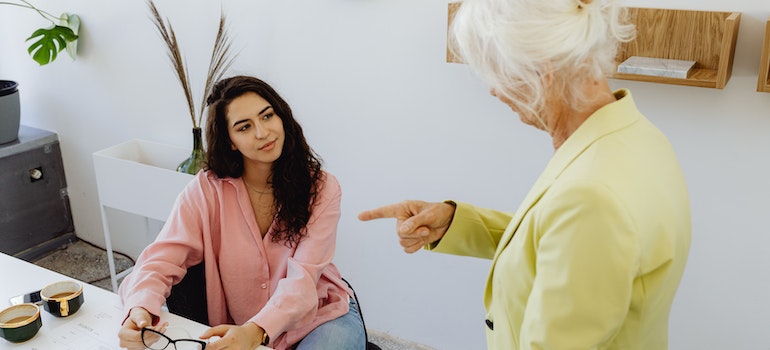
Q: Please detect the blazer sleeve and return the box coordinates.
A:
[427,201,513,260]
[520,180,640,349]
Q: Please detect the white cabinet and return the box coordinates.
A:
[93,140,193,291]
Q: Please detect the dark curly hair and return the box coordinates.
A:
[205,75,323,247]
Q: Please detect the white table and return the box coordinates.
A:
[1,253,271,349]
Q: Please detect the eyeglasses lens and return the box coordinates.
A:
[142,329,171,350]
[174,340,206,350]
[142,328,206,350]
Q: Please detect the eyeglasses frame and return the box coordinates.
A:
[141,327,207,350]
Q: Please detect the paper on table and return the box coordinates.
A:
[45,308,121,349]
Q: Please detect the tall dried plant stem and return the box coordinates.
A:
[147,0,237,129]
[199,7,236,127]
[147,0,195,127]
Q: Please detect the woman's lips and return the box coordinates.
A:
[259,140,275,151]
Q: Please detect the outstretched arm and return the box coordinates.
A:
[358,200,456,253]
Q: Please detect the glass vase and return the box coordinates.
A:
[177,127,206,174]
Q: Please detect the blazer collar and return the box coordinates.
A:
[490,90,642,262]
[541,89,641,180]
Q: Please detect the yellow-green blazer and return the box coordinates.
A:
[431,90,691,349]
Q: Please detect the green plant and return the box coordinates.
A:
[1,0,80,65]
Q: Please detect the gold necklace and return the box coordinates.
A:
[244,180,277,235]
[244,180,273,195]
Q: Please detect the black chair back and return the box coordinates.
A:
[166,262,209,325]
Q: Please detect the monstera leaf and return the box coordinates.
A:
[26,24,78,66]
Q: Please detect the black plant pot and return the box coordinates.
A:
[0,80,20,144]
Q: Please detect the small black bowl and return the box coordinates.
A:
[0,303,42,343]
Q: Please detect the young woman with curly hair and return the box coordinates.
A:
[118,75,365,350]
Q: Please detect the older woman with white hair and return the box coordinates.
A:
[359,0,691,349]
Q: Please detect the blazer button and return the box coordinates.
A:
[485,319,494,330]
[261,283,267,289]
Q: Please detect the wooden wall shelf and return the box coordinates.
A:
[611,8,740,89]
[757,17,770,92]
[446,4,741,89]
[446,2,461,63]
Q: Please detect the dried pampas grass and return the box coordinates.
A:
[147,0,237,128]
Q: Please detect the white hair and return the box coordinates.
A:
[450,0,635,126]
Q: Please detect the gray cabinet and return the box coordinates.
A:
[0,125,75,261]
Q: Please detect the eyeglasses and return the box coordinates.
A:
[142,327,207,350]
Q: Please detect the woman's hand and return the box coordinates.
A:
[201,322,263,350]
[358,200,456,253]
[118,307,167,350]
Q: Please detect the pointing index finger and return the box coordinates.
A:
[358,203,404,221]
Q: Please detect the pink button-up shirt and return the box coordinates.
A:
[119,170,352,349]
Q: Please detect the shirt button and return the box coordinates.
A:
[261,283,267,289]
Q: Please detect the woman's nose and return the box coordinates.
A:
[254,123,267,139]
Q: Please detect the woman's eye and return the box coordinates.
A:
[263,112,274,120]
[238,124,250,132]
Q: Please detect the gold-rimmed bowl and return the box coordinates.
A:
[40,280,84,317]
[0,303,42,343]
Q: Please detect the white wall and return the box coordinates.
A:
[2,1,769,349]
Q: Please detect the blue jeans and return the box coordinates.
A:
[294,298,366,350]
